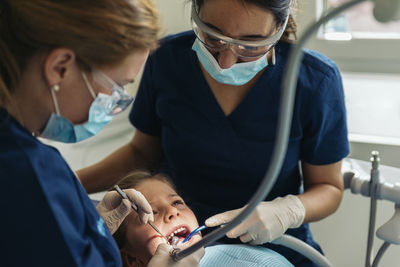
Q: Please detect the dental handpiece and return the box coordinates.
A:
[114,185,170,244]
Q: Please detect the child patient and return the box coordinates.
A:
[113,170,293,267]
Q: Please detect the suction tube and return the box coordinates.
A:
[172,0,367,261]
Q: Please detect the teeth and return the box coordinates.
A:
[167,227,186,240]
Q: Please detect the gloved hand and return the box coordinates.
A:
[96,189,154,234]
[147,243,205,267]
[205,195,305,245]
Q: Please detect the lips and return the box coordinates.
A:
[165,225,191,244]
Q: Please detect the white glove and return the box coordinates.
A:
[96,189,154,234]
[147,243,205,267]
[205,195,305,245]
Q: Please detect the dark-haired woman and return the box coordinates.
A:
[79,1,349,265]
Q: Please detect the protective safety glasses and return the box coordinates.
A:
[89,70,134,115]
[191,5,289,58]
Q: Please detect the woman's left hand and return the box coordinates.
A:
[205,195,305,245]
[96,189,154,234]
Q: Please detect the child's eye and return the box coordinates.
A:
[172,199,185,207]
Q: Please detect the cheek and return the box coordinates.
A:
[183,210,199,228]
[126,223,164,258]
[59,72,93,124]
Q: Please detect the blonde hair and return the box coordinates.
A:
[0,0,160,106]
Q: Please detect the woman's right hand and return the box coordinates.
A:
[147,243,205,267]
[96,189,154,234]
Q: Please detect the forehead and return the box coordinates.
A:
[199,0,275,37]
[135,180,177,201]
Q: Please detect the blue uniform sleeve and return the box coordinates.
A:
[129,56,161,136]
[300,67,349,165]
[2,150,120,267]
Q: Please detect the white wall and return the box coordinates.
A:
[49,0,400,266]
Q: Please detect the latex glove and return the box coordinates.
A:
[96,189,154,234]
[205,195,305,245]
[147,243,205,267]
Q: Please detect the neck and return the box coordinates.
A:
[3,97,24,124]
[5,84,52,135]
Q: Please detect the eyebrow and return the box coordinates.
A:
[204,22,274,39]
[148,194,180,205]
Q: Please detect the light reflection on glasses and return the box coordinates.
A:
[91,70,134,115]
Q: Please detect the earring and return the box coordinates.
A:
[272,47,276,65]
[52,84,60,92]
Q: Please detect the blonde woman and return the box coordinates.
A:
[0,0,203,266]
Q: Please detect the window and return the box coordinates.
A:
[300,0,400,74]
[323,0,400,40]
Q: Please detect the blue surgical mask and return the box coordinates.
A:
[41,73,119,143]
[192,38,269,86]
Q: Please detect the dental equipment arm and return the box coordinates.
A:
[344,153,400,267]
[171,0,367,262]
[273,235,333,267]
[365,152,380,267]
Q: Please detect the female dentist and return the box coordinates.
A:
[78,0,349,266]
[0,0,203,266]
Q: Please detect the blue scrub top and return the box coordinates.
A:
[130,31,349,266]
[0,108,121,267]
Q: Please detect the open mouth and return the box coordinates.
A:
[166,225,191,244]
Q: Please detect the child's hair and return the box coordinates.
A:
[113,170,176,249]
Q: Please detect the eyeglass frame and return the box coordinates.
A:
[87,69,134,115]
[191,5,289,58]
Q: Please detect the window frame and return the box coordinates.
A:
[298,0,400,74]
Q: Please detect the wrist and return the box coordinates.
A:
[274,195,305,228]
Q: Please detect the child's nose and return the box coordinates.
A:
[164,206,180,223]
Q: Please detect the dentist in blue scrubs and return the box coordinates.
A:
[79,0,349,266]
[0,0,204,266]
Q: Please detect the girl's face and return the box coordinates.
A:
[121,179,200,266]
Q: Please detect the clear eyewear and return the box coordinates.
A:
[90,70,134,115]
[191,5,289,58]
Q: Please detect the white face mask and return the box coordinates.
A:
[192,38,269,86]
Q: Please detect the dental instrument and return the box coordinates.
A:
[114,185,170,244]
[172,0,400,264]
[182,225,208,244]
[171,236,180,247]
